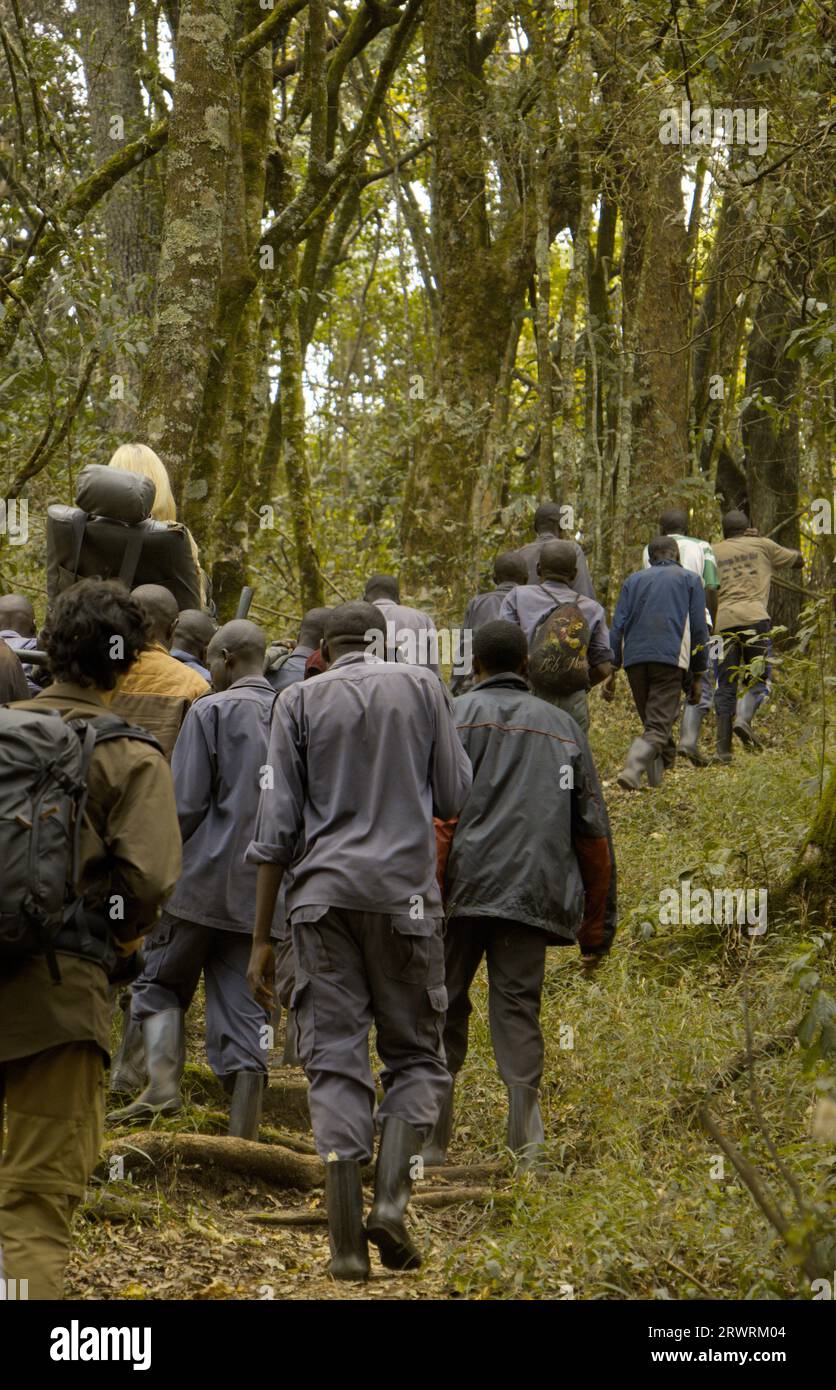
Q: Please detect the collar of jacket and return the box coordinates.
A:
[228,675,275,691]
[31,681,109,707]
[329,651,385,670]
[473,672,529,692]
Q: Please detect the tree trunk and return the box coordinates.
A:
[278,247,324,611]
[138,0,236,499]
[743,271,803,633]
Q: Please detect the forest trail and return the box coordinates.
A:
[69,688,832,1301]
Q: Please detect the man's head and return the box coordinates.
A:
[648,535,680,565]
[298,606,331,650]
[173,609,217,662]
[41,580,148,690]
[363,573,399,604]
[207,619,266,692]
[493,551,528,587]
[473,620,528,681]
[131,584,179,648]
[322,601,386,665]
[537,539,578,584]
[659,505,688,536]
[0,593,35,637]
[533,501,565,536]
[722,509,750,539]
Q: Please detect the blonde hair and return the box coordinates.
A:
[107,443,178,523]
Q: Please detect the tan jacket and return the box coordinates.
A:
[109,641,209,759]
[0,682,182,1061]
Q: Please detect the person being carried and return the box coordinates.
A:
[516,501,596,597]
[641,505,720,765]
[109,583,209,759]
[363,573,440,675]
[246,602,472,1282]
[712,510,802,763]
[264,606,331,692]
[0,580,180,1300]
[499,540,614,732]
[109,621,283,1139]
[170,609,216,683]
[608,536,709,790]
[424,620,613,1170]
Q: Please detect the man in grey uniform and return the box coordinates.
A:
[363,573,440,676]
[265,607,331,693]
[517,501,596,598]
[109,620,282,1139]
[246,602,472,1281]
[500,541,614,731]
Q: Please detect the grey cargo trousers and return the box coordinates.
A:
[131,913,270,1082]
[290,907,449,1161]
[443,915,548,1089]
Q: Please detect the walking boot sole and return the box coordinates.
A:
[616,772,642,790]
[677,746,708,767]
[106,1097,182,1126]
[366,1217,422,1271]
[329,1252,371,1282]
[733,721,761,749]
[421,1146,449,1167]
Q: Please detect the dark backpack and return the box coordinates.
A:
[529,601,591,696]
[0,707,160,981]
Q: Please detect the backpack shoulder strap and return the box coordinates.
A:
[117,526,145,589]
[67,509,89,583]
[68,712,164,757]
[530,602,560,645]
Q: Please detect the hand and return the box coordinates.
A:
[744,526,760,536]
[600,673,617,703]
[687,676,702,706]
[247,942,276,1010]
[580,952,605,971]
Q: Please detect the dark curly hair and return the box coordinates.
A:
[42,580,150,690]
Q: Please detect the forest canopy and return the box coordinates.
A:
[0,0,833,625]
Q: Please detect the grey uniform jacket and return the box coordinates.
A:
[517,533,596,597]
[166,675,284,936]
[447,674,614,948]
[247,652,472,919]
[371,598,440,675]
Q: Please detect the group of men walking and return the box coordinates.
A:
[0,495,801,1295]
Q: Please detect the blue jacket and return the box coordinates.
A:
[610,561,709,673]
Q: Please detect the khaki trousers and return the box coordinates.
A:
[0,1042,104,1299]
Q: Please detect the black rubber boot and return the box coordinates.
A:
[325,1160,370,1281]
[421,1083,455,1167]
[713,712,734,764]
[617,736,656,790]
[677,704,708,766]
[733,690,761,748]
[366,1117,423,1271]
[281,1007,302,1066]
[228,1072,263,1141]
[106,1009,185,1123]
[646,750,665,787]
[507,1085,545,1173]
[109,1002,146,1096]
